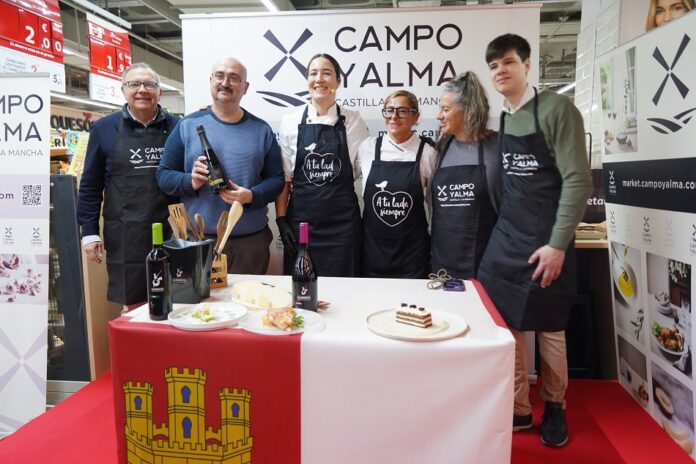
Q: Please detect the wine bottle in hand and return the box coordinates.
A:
[292,222,318,312]
[196,125,230,194]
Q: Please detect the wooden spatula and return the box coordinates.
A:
[215,201,243,257]
[167,216,181,240]
[168,204,187,240]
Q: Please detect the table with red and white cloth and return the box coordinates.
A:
[108,275,515,464]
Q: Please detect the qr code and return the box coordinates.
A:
[22,184,42,206]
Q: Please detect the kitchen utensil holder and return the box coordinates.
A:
[211,253,227,288]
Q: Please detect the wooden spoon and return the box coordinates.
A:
[215,201,243,257]
[214,211,229,251]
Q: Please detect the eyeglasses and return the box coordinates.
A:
[382,107,417,119]
[123,81,159,90]
[211,72,244,84]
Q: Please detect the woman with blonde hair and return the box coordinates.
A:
[430,71,500,279]
[646,0,693,30]
[356,89,437,278]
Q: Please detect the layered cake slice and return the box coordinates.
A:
[396,304,433,328]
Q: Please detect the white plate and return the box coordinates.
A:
[652,324,687,358]
[168,303,247,331]
[613,263,638,306]
[366,309,469,342]
[239,308,324,336]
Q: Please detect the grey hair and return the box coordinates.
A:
[442,71,490,140]
[121,62,161,85]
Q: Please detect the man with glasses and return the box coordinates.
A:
[77,62,181,307]
[157,57,284,274]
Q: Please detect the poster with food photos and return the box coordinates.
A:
[0,73,50,437]
[600,11,696,458]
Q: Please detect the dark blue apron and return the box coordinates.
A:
[362,135,430,278]
[103,117,175,305]
[284,105,361,277]
[430,137,497,279]
[477,90,576,331]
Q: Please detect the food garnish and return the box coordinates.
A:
[262,307,304,331]
[191,306,216,322]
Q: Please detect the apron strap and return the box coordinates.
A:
[436,136,455,170]
[532,87,542,133]
[300,105,310,124]
[375,135,383,161]
[415,136,427,165]
[477,139,484,165]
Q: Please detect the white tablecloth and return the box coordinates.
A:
[128,275,515,464]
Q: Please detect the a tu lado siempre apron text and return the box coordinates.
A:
[362,135,430,278]
[284,105,361,277]
[478,90,576,331]
[430,137,497,280]
[103,118,176,305]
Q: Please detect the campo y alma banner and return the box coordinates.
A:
[599,11,696,458]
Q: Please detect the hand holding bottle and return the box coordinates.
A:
[191,156,209,191]
[220,180,253,205]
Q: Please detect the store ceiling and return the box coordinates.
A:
[58,0,582,101]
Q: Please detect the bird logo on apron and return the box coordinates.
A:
[371,180,413,227]
[301,142,342,186]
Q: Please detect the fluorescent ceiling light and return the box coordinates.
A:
[50,92,121,110]
[260,0,279,12]
[557,82,576,94]
[63,47,88,60]
[159,82,182,93]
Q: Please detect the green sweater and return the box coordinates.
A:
[502,90,592,250]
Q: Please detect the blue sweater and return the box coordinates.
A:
[76,105,180,237]
[156,107,284,236]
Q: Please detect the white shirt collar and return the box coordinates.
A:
[307,103,338,118]
[502,85,535,114]
[126,104,159,126]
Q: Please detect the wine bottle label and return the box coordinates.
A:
[296,284,311,301]
[209,177,224,186]
[150,269,165,293]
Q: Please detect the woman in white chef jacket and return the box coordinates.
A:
[275,53,369,277]
[356,90,437,278]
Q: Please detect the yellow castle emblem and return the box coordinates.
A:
[123,367,253,464]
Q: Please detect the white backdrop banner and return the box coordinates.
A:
[599,11,696,458]
[181,5,540,274]
[181,5,540,136]
[0,73,50,437]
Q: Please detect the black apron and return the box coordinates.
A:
[477,90,576,331]
[361,135,430,278]
[284,105,361,277]
[103,117,175,305]
[430,137,498,280]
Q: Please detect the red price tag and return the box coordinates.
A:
[0,2,20,40]
[38,17,51,50]
[18,9,39,48]
[52,21,63,56]
[89,38,117,75]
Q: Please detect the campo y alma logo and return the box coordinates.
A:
[256,29,313,108]
[648,34,696,134]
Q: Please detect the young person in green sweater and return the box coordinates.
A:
[477,34,592,447]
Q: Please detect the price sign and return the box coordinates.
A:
[0,0,64,91]
[87,13,130,105]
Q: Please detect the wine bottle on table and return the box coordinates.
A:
[146,223,172,321]
[292,222,318,312]
[196,125,230,194]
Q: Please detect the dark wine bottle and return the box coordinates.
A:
[292,222,318,311]
[196,125,230,194]
[146,223,172,321]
